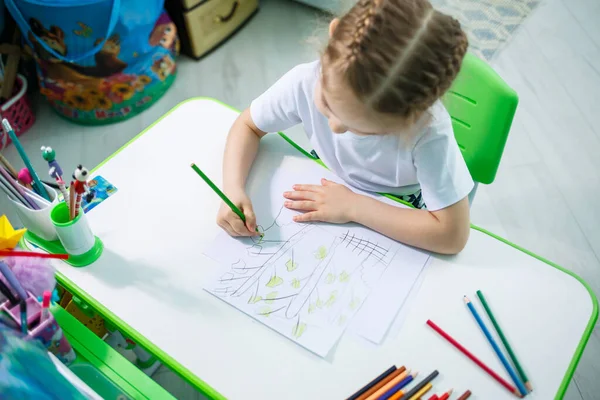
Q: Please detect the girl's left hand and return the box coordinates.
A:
[283,178,357,223]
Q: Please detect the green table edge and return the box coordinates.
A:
[50,97,599,400]
[52,305,175,399]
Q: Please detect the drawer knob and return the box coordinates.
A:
[214,1,239,23]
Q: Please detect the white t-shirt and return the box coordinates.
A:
[250,61,474,211]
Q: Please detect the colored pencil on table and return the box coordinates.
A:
[190,163,261,236]
[360,367,407,400]
[427,395,438,400]
[464,296,527,396]
[369,370,414,400]
[437,389,453,400]
[2,119,49,201]
[396,370,438,400]
[407,382,432,400]
[347,365,398,400]
[457,390,472,400]
[426,319,521,397]
[0,152,18,178]
[0,250,69,260]
[477,289,532,392]
[0,166,38,209]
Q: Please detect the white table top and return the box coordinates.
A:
[47,98,597,400]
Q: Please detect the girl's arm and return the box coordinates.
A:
[217,108,267,237]
[351,193,471,254]
[284,179,470,254]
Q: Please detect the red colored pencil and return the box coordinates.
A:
[427,395,439,400]
[437,389,453,400]
[0,250,69,260]
[427,320,521,397]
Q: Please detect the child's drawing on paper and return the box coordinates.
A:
[205,205,399,356]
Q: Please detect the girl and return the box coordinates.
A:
[217,0,472,254]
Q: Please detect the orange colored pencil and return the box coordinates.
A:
[359,367,407,400]
[365,370,411,400]
[407,383,432,400]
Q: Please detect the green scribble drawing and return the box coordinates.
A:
[259,306,272,316]
[292,322,307,338]
[286,259,298,272]
[265,292,278,304]
[316,298,323,309]
[266,276,283,288]
[338,315,347,326]
[314,245,328,260]
[308,303,316,314]
[291,278,301,289]
[248,295,262,304]
[339,271,350,283]
[325,273,336,284]
[325,291,338,308]
[349,296,361,310]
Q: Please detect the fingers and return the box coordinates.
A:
[284,200,317,211]
[218,219,238,236]
[283,190,318,201]
[321,178,336,186]
[292,184,322,192]
[242,203,258,233]
[293,212,321,222]
[217,210,255,237]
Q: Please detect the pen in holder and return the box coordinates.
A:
[49,202,103,266]
[0,293,76,365]
[8,183,59,241]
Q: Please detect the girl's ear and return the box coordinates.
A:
[329,18,340,38]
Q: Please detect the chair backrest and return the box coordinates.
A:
[441,53,518,185]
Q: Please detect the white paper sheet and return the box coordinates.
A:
[204,156,430,357]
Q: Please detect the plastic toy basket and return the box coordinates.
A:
[0,73,35,151]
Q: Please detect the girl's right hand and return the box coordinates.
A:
[216,190,259,237]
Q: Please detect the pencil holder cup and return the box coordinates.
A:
[50,202,96,257]
[8,183,59,241]
[0,294,76,365]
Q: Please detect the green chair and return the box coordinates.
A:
[442,52,519,203]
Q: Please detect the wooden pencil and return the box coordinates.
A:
[69,183,75,220]
[426,320,521,397]
[347,365,397,400]
[407,382,432,400]
[373,371,416,400]
[457,390,472,400]
[477,289,532,391]
[465,296,527,396]
[0,152,18,178]
[360,368,407,400]
[437,389,453,400]
[396,370,438,400]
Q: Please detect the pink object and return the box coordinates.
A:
[0,75,36,151]
[1,256,56,298]
[18,167,33,184]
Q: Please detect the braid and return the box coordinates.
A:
[346,0,379,64]
[322,0,469,121]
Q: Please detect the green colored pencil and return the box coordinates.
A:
[190,163,261,236]
[477,289,532,392]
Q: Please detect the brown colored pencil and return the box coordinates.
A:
[364,369,410,400]
[69,183,75,220]
[359,367,407,400]
[457,390,472,400]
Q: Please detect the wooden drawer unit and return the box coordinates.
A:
[168,0,259,59]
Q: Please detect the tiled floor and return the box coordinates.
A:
[1,0,598,398]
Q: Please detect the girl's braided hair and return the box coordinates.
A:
[323,0,468,120]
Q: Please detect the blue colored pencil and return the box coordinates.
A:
[2,119,49,201]
[464,296,527,397]
[379,373,415,400]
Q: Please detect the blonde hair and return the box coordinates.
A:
[322,0,468,120]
